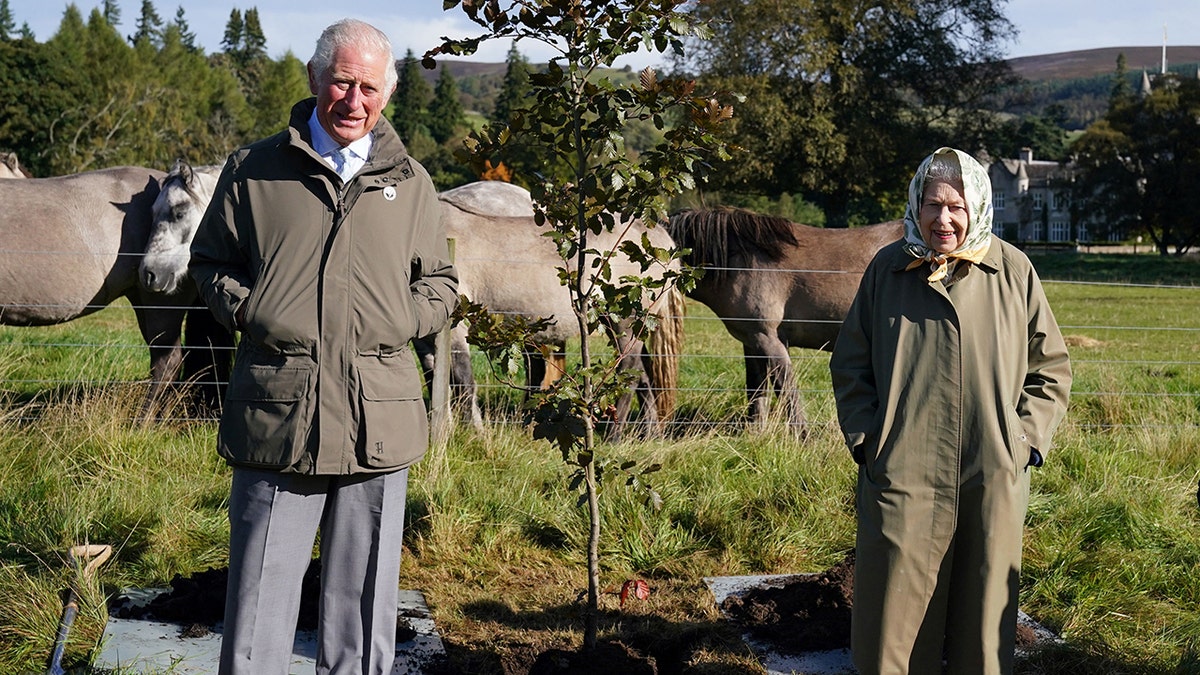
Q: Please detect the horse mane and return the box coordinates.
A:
[667,207,800,284]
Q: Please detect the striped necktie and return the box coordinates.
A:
[333,147,355,182]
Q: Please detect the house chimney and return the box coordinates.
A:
[1019,147,1033,163]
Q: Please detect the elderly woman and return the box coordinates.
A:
[829,147,1072,675]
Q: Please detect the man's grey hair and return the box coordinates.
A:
[309,19,398,92]
[925,150,963,185]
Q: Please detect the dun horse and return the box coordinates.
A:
[0,165,215,414]
[667,207,902,435]
[428,181,684,438]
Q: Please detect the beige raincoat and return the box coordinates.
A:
[829,148,1071,675]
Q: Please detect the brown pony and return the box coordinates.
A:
[667,207,902,435]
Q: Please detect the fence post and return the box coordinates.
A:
[429,237,455,453]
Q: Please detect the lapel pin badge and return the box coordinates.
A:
[383,186,397,201]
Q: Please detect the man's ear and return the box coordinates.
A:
[307,62,319,95]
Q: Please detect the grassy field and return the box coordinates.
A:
[1,252,1199,673]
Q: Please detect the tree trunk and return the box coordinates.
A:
[584,459,600,651]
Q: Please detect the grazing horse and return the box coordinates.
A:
[667,207,902,435]
[0,166,199,412]
[0,152,28,178]
[423,181,685,439]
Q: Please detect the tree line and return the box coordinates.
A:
[0,1,313,176]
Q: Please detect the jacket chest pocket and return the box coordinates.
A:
[357,357,428,469]
[219,360,313,470]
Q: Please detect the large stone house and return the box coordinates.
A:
[984,148,1116,244]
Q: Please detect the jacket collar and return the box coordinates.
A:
[285,98,410,173]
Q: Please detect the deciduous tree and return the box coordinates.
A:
[678,0,1016,227]
[1072,72,1200,254]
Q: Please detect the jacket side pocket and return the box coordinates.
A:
[357,358,428,470]
[218,359,312,470]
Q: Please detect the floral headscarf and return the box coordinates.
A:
[902,147,993,282]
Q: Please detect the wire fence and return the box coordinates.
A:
[1,254,1198,432]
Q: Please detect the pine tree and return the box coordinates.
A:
[391,49,432,144]
[129,0,163,47]
[1110,53,1133,107]
[427,66,463,144]
[101,0,120,28]
[221,9,243,54]
[0,0,15,41]
[172,6,197,52]
[491,44,530,125]
[242,8,267,61]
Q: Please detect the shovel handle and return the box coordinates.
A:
[68,544,112,577]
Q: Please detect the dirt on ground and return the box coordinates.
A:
[718,551,1040,655]
[719,552,856,654]
[111,554,1042,673]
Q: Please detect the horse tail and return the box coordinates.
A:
[648,285,685,422]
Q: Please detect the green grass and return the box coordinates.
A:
[1,253,1199,673]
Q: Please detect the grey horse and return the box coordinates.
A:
[0,166,199,412]
[426,182,684,438]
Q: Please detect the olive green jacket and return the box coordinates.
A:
[189,99,458,475]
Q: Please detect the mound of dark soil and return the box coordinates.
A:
[112,560,391,636]
[718,552,1042,655]
[719,553,855,654]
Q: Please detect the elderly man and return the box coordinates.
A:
[189,18,457,675]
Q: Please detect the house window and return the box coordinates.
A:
[1053,192,1068,212]
[1032,192,1043,210]
[1030,221,1044,241]
[1050,221,1070,242]
[1076,223,1090,242]
[993,190,1006,211]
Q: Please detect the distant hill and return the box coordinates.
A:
[417,48,1200,128]
[1008,46,1200,81]
[1000,47,1200,128]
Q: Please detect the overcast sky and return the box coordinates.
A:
[10,0,1200,68]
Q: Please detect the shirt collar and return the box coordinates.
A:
[307,109,373,162]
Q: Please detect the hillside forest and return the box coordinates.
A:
[1,0,1200,247]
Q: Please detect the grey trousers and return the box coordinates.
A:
[219,467,409,675]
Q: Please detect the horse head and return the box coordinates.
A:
[140,159,219,295]
[0,151,27,178]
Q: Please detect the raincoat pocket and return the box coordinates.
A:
[1003,407,1031,472]
[219,358,313,470]
[357,358,428,469]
